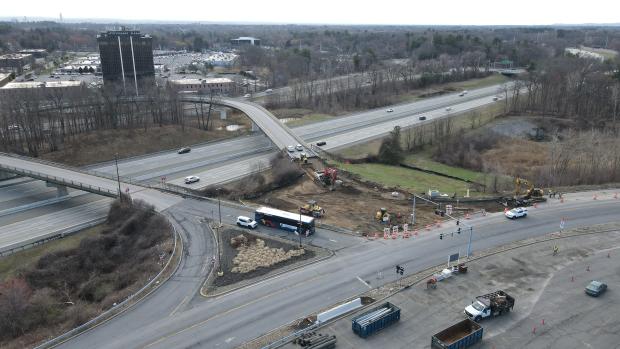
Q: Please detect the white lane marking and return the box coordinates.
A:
[225,337,235,343]
[329,239,337,242]
[356,276,371,289]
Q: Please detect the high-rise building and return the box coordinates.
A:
[97,29,154,94]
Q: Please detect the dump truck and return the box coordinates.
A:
[351,302,400,338]
[431,318,483,349]
[464,290,515,322]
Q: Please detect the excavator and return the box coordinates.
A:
[510,177,545,206]
[300,200,325,218]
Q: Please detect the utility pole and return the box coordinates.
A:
[114,153,122,200]
[298,208,303,248]
[216,188,222,227]
[412,195,416,225]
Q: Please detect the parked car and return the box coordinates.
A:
[386,108,394,113]
[295,144,304,151]
[585,280,607,297]
[177,147,191,154]
[419,116,427,121]
[316,141,327,146]
[287,145,295,152]
[505,207,527,219]
[446,107,453,111]
[265,88,273,93]
[184,175,200,184]
[236,216,258,229]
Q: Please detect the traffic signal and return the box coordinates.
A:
[456,219,460,226]
[399,267,404,275]
[396,265,400,274]
[457,227,461,234]
[439,233,443,240]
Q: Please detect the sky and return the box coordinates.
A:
[3,0,620,26]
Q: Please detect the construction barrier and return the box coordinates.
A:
[425,224,432,231]
[465,213,471,220]
[593,194,598,200]
[504,207,509,213]
[435,220,441,227]
[615,193,618,199]
[391,233,397,239]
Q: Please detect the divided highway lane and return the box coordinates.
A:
[0,83,506,251]
[60,193,620,349]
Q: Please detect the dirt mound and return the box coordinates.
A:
[231,239,305,274]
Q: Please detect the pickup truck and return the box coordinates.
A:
[464,290,515,322]
[431,318,483,349]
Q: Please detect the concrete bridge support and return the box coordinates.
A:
[46,182,69,197]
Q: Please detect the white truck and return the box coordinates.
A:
[464,290,515,322]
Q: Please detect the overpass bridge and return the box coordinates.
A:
[0,153,182,212]
[181,96,315,157]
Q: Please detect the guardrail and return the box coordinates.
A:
[33,214,181,349]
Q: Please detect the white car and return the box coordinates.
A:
[295,144,303,151]
[445,107,453,111]
[236,216,258,229]
[243,94,251,98]
[505,207,527,219]
[184,175,200,184]
[265,88,273,93]
[386,108,394,113]
[287,145,295,152]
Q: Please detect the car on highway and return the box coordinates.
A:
[287,145,295,152]
[295,144,304,151]
[459,92,465,96]
[177,147,191,154]
[446,107,453,111]
[505,207,527,219]
[386,108,394,113]
[243,94,251,98]
[265,88,273,93]
[184,175,200,184]
[585,280,607,297]
[419,116,427,121]
[316,141,327,146]
[236,216,258,229]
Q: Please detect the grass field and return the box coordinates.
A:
[339,162,485,197]
[0,226,103,281]
[403,151,487,182]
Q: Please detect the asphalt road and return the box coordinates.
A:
[0,83,506,252]
[57,191,620,349]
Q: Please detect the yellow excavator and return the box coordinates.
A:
[514,177,545,200]
[300,200,325,218]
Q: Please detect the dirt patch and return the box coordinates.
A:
[214,229,316,288]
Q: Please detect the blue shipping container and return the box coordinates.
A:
[431,318,483,349]
[351,302,401,338]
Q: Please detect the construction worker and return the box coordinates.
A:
[553,245,559,256]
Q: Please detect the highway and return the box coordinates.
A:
[0,84,506,252]
[57,191,620,348]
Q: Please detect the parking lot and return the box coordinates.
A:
[303,226,620,349]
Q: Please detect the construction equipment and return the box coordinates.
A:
[375,208,390,223]
[315,167,338,187]
[514,177,544,200]
[300,200,325,218]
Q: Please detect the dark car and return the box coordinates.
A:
[177,147,191,154]
[316,141,327,146]
[419,116,427,121]
[585,280,607,297]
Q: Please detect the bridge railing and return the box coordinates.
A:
[0,152,150,192]
[0,163,118,197]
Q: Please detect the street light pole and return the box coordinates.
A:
[467,226,473,257]
[114,153,122,200]
[298,208,303,248]
[216,188,222,227]
[412,195,416,225]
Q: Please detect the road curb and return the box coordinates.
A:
[245,223,620,349]
[200,245,334,299]
[34,215,184,349]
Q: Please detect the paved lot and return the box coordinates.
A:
[308,226,620,349]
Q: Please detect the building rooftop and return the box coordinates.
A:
[1,81,83,89]
[0,53,33,60]
[169,78,233,85]
[233,37,259,41]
